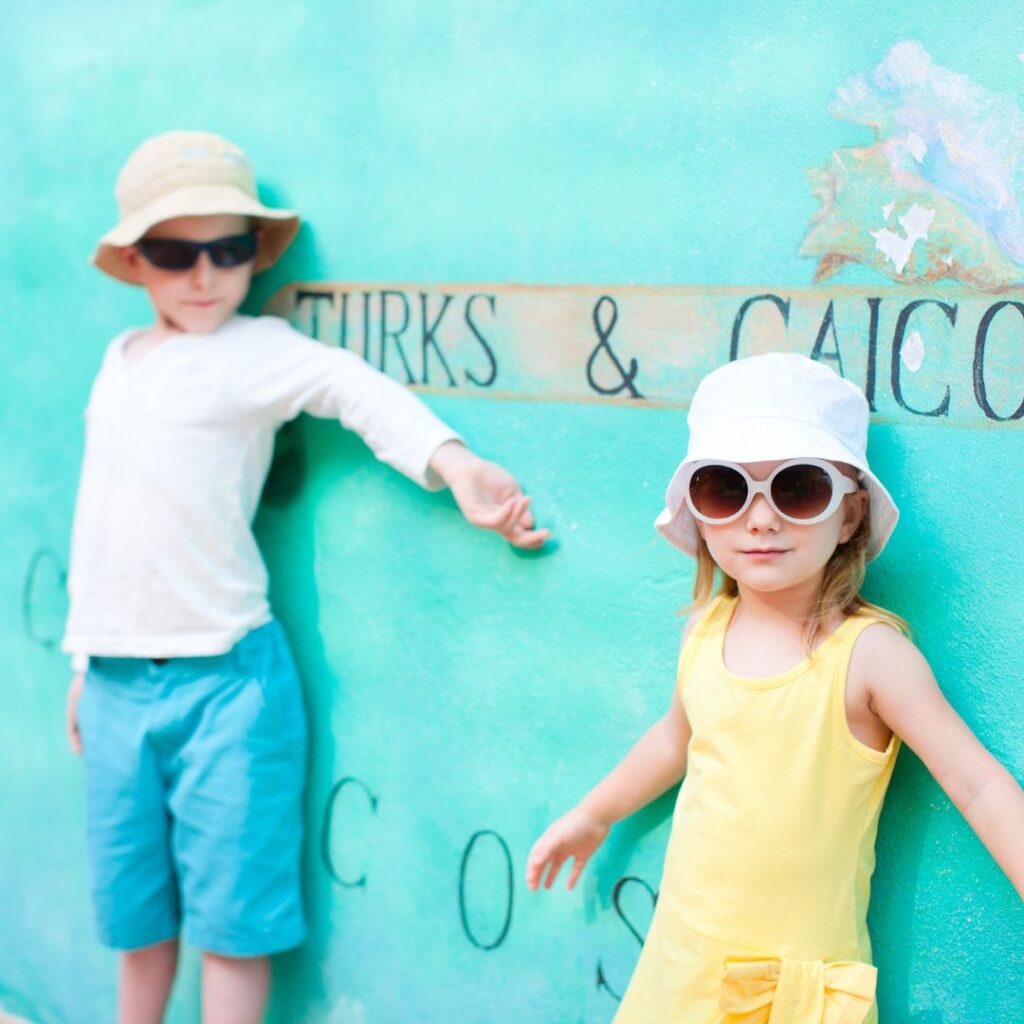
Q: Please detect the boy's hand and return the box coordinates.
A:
[430,442,551,549]
[67,672,85,755]
[526,806,609,891]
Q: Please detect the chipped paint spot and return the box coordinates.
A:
[871,228,913,273]
[902,330,925,372]
[870,203,935,273]
[906,131,927,161]
[900,203,936,239]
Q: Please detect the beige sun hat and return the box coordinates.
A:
[93,130,300,284]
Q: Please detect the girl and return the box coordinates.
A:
[527,352,1024,1023]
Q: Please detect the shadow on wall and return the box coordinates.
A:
[260,420,308,508]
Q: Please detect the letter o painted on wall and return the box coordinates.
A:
[458,829,514,951]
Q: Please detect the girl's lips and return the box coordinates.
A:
[742,548,789,557]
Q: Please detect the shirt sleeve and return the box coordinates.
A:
[231,317,461,489]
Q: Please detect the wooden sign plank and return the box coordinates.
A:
[264,283,1024,425]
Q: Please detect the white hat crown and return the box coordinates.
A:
[685,352,868,464]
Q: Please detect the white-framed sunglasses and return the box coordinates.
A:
[683,458,860,526]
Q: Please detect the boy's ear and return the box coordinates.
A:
[120,245,145,284]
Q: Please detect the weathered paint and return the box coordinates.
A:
[2,4,1023,1024]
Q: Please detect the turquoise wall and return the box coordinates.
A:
[3,3,1023,1022]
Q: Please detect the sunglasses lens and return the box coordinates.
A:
[771,464,834,520]
[208,233,258,268]
[689,465,748,520]
[138,239,198,270]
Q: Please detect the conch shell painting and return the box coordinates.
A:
[800,40,1024,292]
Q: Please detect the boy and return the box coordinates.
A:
[64,131,549,1024]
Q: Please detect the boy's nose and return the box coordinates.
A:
[189,251,215,287]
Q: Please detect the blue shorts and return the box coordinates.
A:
[79,620,308,956]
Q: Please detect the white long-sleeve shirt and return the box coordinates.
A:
[63,314,459,667]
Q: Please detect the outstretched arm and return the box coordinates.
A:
[526,677,692,891]
[429,441,550,549]
[232,324,551,548]
[865,626,1024,899]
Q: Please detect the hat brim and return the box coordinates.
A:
[91,184,300,283]
[653,416,899,561]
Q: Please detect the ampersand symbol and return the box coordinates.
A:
[586,296,643,398]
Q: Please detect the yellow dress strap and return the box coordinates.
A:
[828,608,894,657]
[677,594,734,691]
[719,955,877,1024]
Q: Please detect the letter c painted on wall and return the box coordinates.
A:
[320,776,379,888]
[22,546,67,650]
[729,294,791,361]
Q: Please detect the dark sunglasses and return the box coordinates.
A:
[685,459,858,526]
[135,232,259,271]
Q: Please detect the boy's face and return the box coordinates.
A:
[123,214,255,334]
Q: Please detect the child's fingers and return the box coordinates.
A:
[526,837,556,890]
[543,854,568,889]
[472,494,551,547]
[514,495,535,529]
[503,497,552,548]
[507,525,552,549]
[566,857,587,890]
[471,495,518,530]
[504,495,532,533]
[486,498,523,537]
[525,849,547,890]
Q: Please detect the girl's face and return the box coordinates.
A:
[697,460,868,598]
[122,213,256,335]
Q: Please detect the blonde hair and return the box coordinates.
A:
[687,510,910,646]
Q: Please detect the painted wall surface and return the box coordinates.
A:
[3,3,1023,1022]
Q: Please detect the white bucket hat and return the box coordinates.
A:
[654,352,899,560]
[93,130,300,283]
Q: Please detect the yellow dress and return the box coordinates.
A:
[614,595,900,1024]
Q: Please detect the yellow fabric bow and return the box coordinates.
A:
[719,955,877,1024]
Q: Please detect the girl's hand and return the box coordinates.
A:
[66,672,85,755]
[526,806,610,891]
[429,442,551,549]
